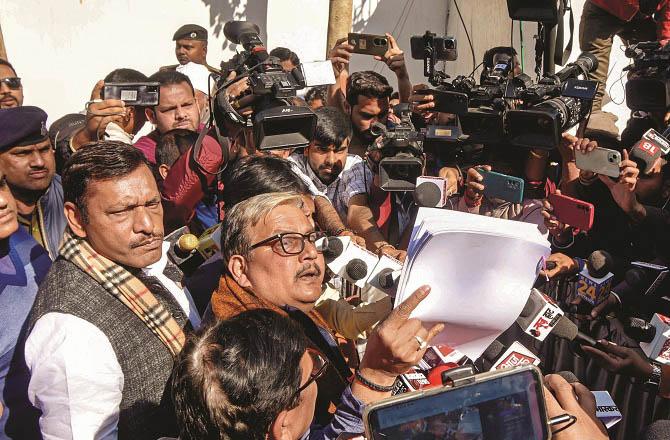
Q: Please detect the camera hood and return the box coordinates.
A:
[253,105,317,150]
[223,21,261,45]
[506,108,560,150]
[379,155,424,191]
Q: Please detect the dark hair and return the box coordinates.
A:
[313,106,351,148]
[269,47,301,66]
[173,309,307,440]
[305,86,327,106]
[62,141,149,222]
[346,71,392,107]
[156,129,198,167]
[390,91,400,101]
[104,68,149,83]
[0,59,17,76]
[148,70,195,96]
[223,155,310,209]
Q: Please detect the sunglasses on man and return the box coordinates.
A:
[0,77,21,90]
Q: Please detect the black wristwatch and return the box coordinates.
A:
[645,362,662,389]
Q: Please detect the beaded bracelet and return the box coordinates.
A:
[354,369,395,392]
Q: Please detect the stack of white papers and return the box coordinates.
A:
[395,208,551,360]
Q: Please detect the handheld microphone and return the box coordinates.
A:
[637,313,670,365]
[377,268,402,289]
[556,370,579,383]
[166,225,222,276]
[392,369,430,394]
[626,317,657,343]
[345,258,368,281]
[517,289,564,341]
[550,315,599,347]
[643,420,670,440]
[324,236,379,287]
[419,345,466,371]
[425,363,461,388]
[554,371,622,428]
[413,176,449,207]
[576,250,614,306]
[365,254,403,296]
[323,236,345,263]
[481,340,540,371]
[632,128,670,173]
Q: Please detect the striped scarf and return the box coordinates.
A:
[60,230,185,356]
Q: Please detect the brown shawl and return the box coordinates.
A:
[210,274,332,330]
[210,274,351,423]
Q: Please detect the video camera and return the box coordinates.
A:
[212,21,316,150]
[369,103,425,191]
[506,52,599,149]
[624,41,670,112]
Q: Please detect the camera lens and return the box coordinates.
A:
[374,38,385,46]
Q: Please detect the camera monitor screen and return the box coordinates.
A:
[367,368,548,440]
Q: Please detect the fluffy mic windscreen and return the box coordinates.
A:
[587,250,613,278]
[643,420,670,440]
[556,371,579,384]
[481,340,506,363]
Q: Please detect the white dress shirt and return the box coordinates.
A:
[24,242,200,440]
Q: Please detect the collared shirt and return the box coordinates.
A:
[289,153,372,220]
[301,385,365,440]
[17,211,44,249]
[24,242,200,440]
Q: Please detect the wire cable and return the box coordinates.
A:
[453,0,476,74]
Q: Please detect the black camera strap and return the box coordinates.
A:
[554,0,574,66]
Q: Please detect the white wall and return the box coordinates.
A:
[1,0,632,134]
[0,0,268,121]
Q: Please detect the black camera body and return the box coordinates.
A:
[410,31,457,87]
[371,104,425,192]
[247,63,306,99]
[505,52,599,149]
[213,20,316,150]
[625,41,670,112]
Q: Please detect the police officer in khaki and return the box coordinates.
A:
[162,24,220,74]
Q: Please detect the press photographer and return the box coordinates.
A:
[580,0,670,111]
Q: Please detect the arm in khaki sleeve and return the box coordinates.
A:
[315,284,393,340]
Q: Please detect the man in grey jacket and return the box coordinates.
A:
[0,106,65,259]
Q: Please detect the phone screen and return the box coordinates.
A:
[368,369,548,440]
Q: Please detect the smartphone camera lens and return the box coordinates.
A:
[374,38,386,46]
